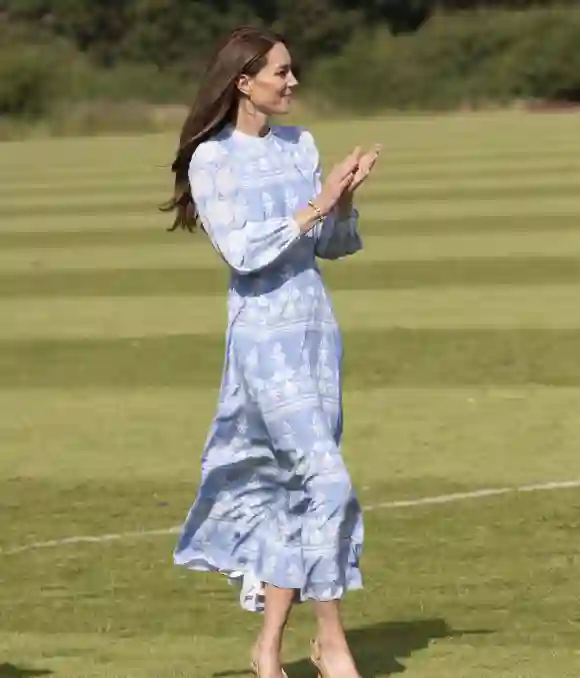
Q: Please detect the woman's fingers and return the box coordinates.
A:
[330,143,379,195]
[340,146,362,173]
[341,170,356,188]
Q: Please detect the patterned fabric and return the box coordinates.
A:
[173,123,364,612]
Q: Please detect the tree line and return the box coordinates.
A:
[1,1,579,130]
[0,0,577,69]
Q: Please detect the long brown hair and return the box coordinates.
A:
[160,26,285,232]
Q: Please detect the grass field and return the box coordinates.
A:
[2,110,580,677]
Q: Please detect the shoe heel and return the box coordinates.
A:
[251,661,288,678]
[309,638,324,678]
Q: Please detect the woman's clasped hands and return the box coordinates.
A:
[317,144,381,215]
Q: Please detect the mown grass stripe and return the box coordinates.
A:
[0,194,165,219]
[3,328,580,389]
[5,230,580,273]
[0,242,222,272]
[2,214,579,249]
[0,228,176,249]
[3,157,579,195]
[0,213,166,234]
[3,257,580,298]
[363,172,580,198]
[2,136,580,175]
[3,193,580,223]
[2,285,580,340]
[3,184,580,220]
[0,111,578,167]
[351,172,580,201]
[0,167,167,184]
[322,147,580,167]
[3,197,580,234]
[3,164,578,197]
[378,159,580,180]
[0,178,166,197]
[361,196,580,221]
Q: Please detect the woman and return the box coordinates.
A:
[162,25,380,678]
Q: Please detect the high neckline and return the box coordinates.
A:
[227,124,273,143]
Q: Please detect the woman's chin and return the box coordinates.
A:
[277,98,293,114]
[263,98,293,117]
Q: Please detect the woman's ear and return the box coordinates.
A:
[236,73,253,98]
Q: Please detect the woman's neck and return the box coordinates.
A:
[233,103,270,138]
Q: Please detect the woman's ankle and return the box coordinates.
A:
[256,631,283,654]
[314,631,352,655]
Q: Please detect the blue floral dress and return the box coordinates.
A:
[173,123,364,612]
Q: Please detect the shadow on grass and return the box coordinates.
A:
[0,666,52,678]
[215,618,494,677]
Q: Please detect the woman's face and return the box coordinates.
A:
[240,42,299,116]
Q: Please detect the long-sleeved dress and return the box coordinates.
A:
[173,123,364,612]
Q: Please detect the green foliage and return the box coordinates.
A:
[2,1,580,126]
[68,62,186,104]
[0,0,423,68]
[120,0,260,70]
[497,8,580,100]
[271,0,363,65]
[0,41,69,118]
[337,0,431,33]
[308,6,580,112]
[437,0,579,8]
[0,0,133,66]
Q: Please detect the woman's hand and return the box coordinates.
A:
[345,144,381,194]
[316,147,362,215]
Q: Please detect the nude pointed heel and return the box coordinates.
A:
[309,638,324,678]
[250,658,288,678]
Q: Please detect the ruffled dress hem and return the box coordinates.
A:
[173,538,363,612]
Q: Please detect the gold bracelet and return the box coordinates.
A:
[308,200,324,223]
